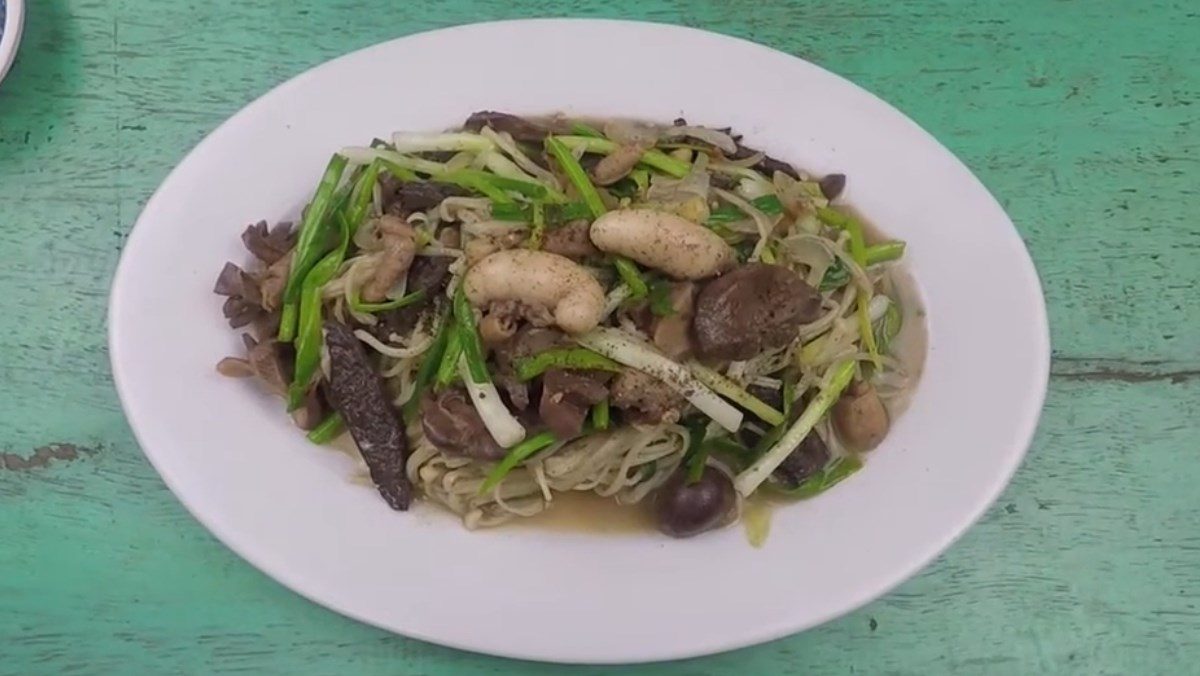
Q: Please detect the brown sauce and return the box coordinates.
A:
[841,205,929,415]
[878,262,928,417]
[515,490,655,535]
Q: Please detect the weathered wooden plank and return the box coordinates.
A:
[1,379,1196,674]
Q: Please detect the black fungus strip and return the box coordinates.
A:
[324,321,412,510]
[462,110,549,143]
[730,143,802,180]
[379,174,467,216]
[371,256,452,340]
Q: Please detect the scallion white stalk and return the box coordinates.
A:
[687,361,785,426]
[602,284,633,320]
[339,147,444,176]
[577,328,744,433]
[458,358,526,448]
[391,131,494,154]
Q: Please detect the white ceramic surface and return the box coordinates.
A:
[108,19,1050,664]
[0,0,24,86]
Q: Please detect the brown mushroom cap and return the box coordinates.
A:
[692,263,822,361]
[462,110,554,143]
[655,466,737,538]
[832,381,890,452]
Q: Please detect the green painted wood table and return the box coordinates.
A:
[2,1,1197,673]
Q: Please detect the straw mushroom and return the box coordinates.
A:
[832,381,890,451]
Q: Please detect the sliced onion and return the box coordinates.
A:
[773,170,829,216]
[602,120,661,146]
[663,125,739,154]
[736,177,773,200]
[781,233,838,287]
[437,197,491,223]
[714,187,776,262]
[772,170,808,216]
[354,328,436,359]
[481,150,537,182]
[720,150,765,168]
[647,153,710,204]
[479,127,562,189]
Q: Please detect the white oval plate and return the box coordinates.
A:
[109,19,1049,664]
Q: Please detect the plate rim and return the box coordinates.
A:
[108,18,1051,664]
[0,0,26,86]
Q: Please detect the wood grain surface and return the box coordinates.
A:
[1,0,1197,673]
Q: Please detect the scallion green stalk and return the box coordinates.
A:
[279,154,349,342]
[478,431,558,495]
[286,210,351,409]
[435,324,463,388]
[707,195,784,224]
[513,347,622,381]
[452,285,489,384]
[307,413,345,444]
[613,257,649,299]
[380,160,421,182]
[545,136,607,218]
[526,202,546,250]
[437,168,555,201]
[569,121,605,138]
[591,399,610,430]
[844,219,881,368]
[734,360,856,496]
[864,241,906,266]
[345,160,383,236]
[684,422,709,484]
[339,147,444,177]
[350,290,427,314]
[403,314,450,421]
[818,208,881,368]
[770,455,864,499]
[553,135,690,177]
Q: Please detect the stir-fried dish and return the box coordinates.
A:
[213,112,917,538]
